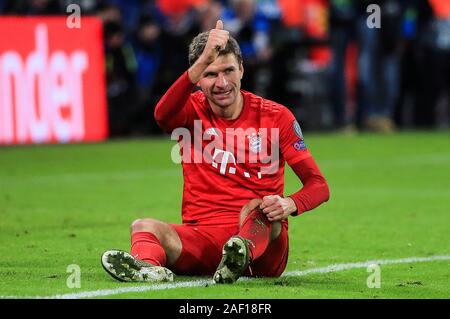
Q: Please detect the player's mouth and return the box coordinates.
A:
[212,89,233,100]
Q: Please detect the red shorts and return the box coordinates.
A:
[170,223,289,277]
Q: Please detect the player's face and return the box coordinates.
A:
[199,54,244,110]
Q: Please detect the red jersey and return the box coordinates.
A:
[155,72,312,226]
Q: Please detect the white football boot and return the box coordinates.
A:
[213,236,250,284]
[101,250,174,282]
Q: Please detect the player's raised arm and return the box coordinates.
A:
[153,70,196,133]
[154,20,229,133]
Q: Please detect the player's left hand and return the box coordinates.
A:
[260,195,297,222]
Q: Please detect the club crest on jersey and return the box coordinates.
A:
[248,132,262,153]
[292,120,303,139]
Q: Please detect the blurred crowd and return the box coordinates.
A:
[1,0,449,135]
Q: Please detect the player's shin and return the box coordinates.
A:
[238,208,272,261]
[131,232,167,266]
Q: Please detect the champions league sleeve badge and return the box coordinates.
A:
[292,120,303,139]
[293,139,306,151]
[292,120,306,151]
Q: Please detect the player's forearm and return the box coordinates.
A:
[188,59,209,84]
[288,157,330,216]
[289,175,329,215]
[154,71,196,132]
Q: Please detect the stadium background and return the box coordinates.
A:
[0,0,449,299]
[1,0,449,142]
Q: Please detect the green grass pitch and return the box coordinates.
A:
[0,131,449,299]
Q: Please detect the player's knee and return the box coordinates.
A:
[130,218,164,236]
[239,198,263,227]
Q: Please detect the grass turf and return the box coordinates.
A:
[0,131,449,298]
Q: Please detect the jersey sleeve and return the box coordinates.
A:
[288,157,330,216]
[277,107,312,166]
[154,71,196,133]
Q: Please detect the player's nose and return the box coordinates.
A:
[215,73,228,88]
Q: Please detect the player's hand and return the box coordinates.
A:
[260,195,297,222]
[197,20,229,65]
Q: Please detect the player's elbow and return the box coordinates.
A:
[154,104,164,126]
[154,104,171,132]
[315,174,330,204]
[322,179,330,203]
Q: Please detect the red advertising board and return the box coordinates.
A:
[0,17,108,145]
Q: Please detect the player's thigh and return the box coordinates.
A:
[246,223,289,277]
[170,224,238,276]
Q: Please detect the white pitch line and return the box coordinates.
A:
[54,280,213,299]
[0,280,213,299]
[282,255,450,277]
[1,255,449,299]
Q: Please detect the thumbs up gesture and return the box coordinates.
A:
[199,20,229,65]
[187,20,230,83]
[216,20,224,30]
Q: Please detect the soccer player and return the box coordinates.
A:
[101,20,330,284]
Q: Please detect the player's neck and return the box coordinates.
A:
[209,92,244,120]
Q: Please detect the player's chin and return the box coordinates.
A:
[213,99,234,109]
[211,91,236,106]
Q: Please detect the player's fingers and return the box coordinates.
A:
[268,207,282,216]
[262,204,281,214]
[272,195,282,202]
[260,199,275,209]
[221,33,229,45]
[263,194,282,208]
[211,33,228,52]
[267,210,282,221]
[262,195,276,203]
[215,20,223,30]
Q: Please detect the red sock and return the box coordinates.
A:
[130,232,167,266]
[238,209,272,261]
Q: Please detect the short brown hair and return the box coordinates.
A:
[188,31,243,66]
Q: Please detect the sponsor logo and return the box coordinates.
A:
[0,18,107,145]
[212,148,237,175]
